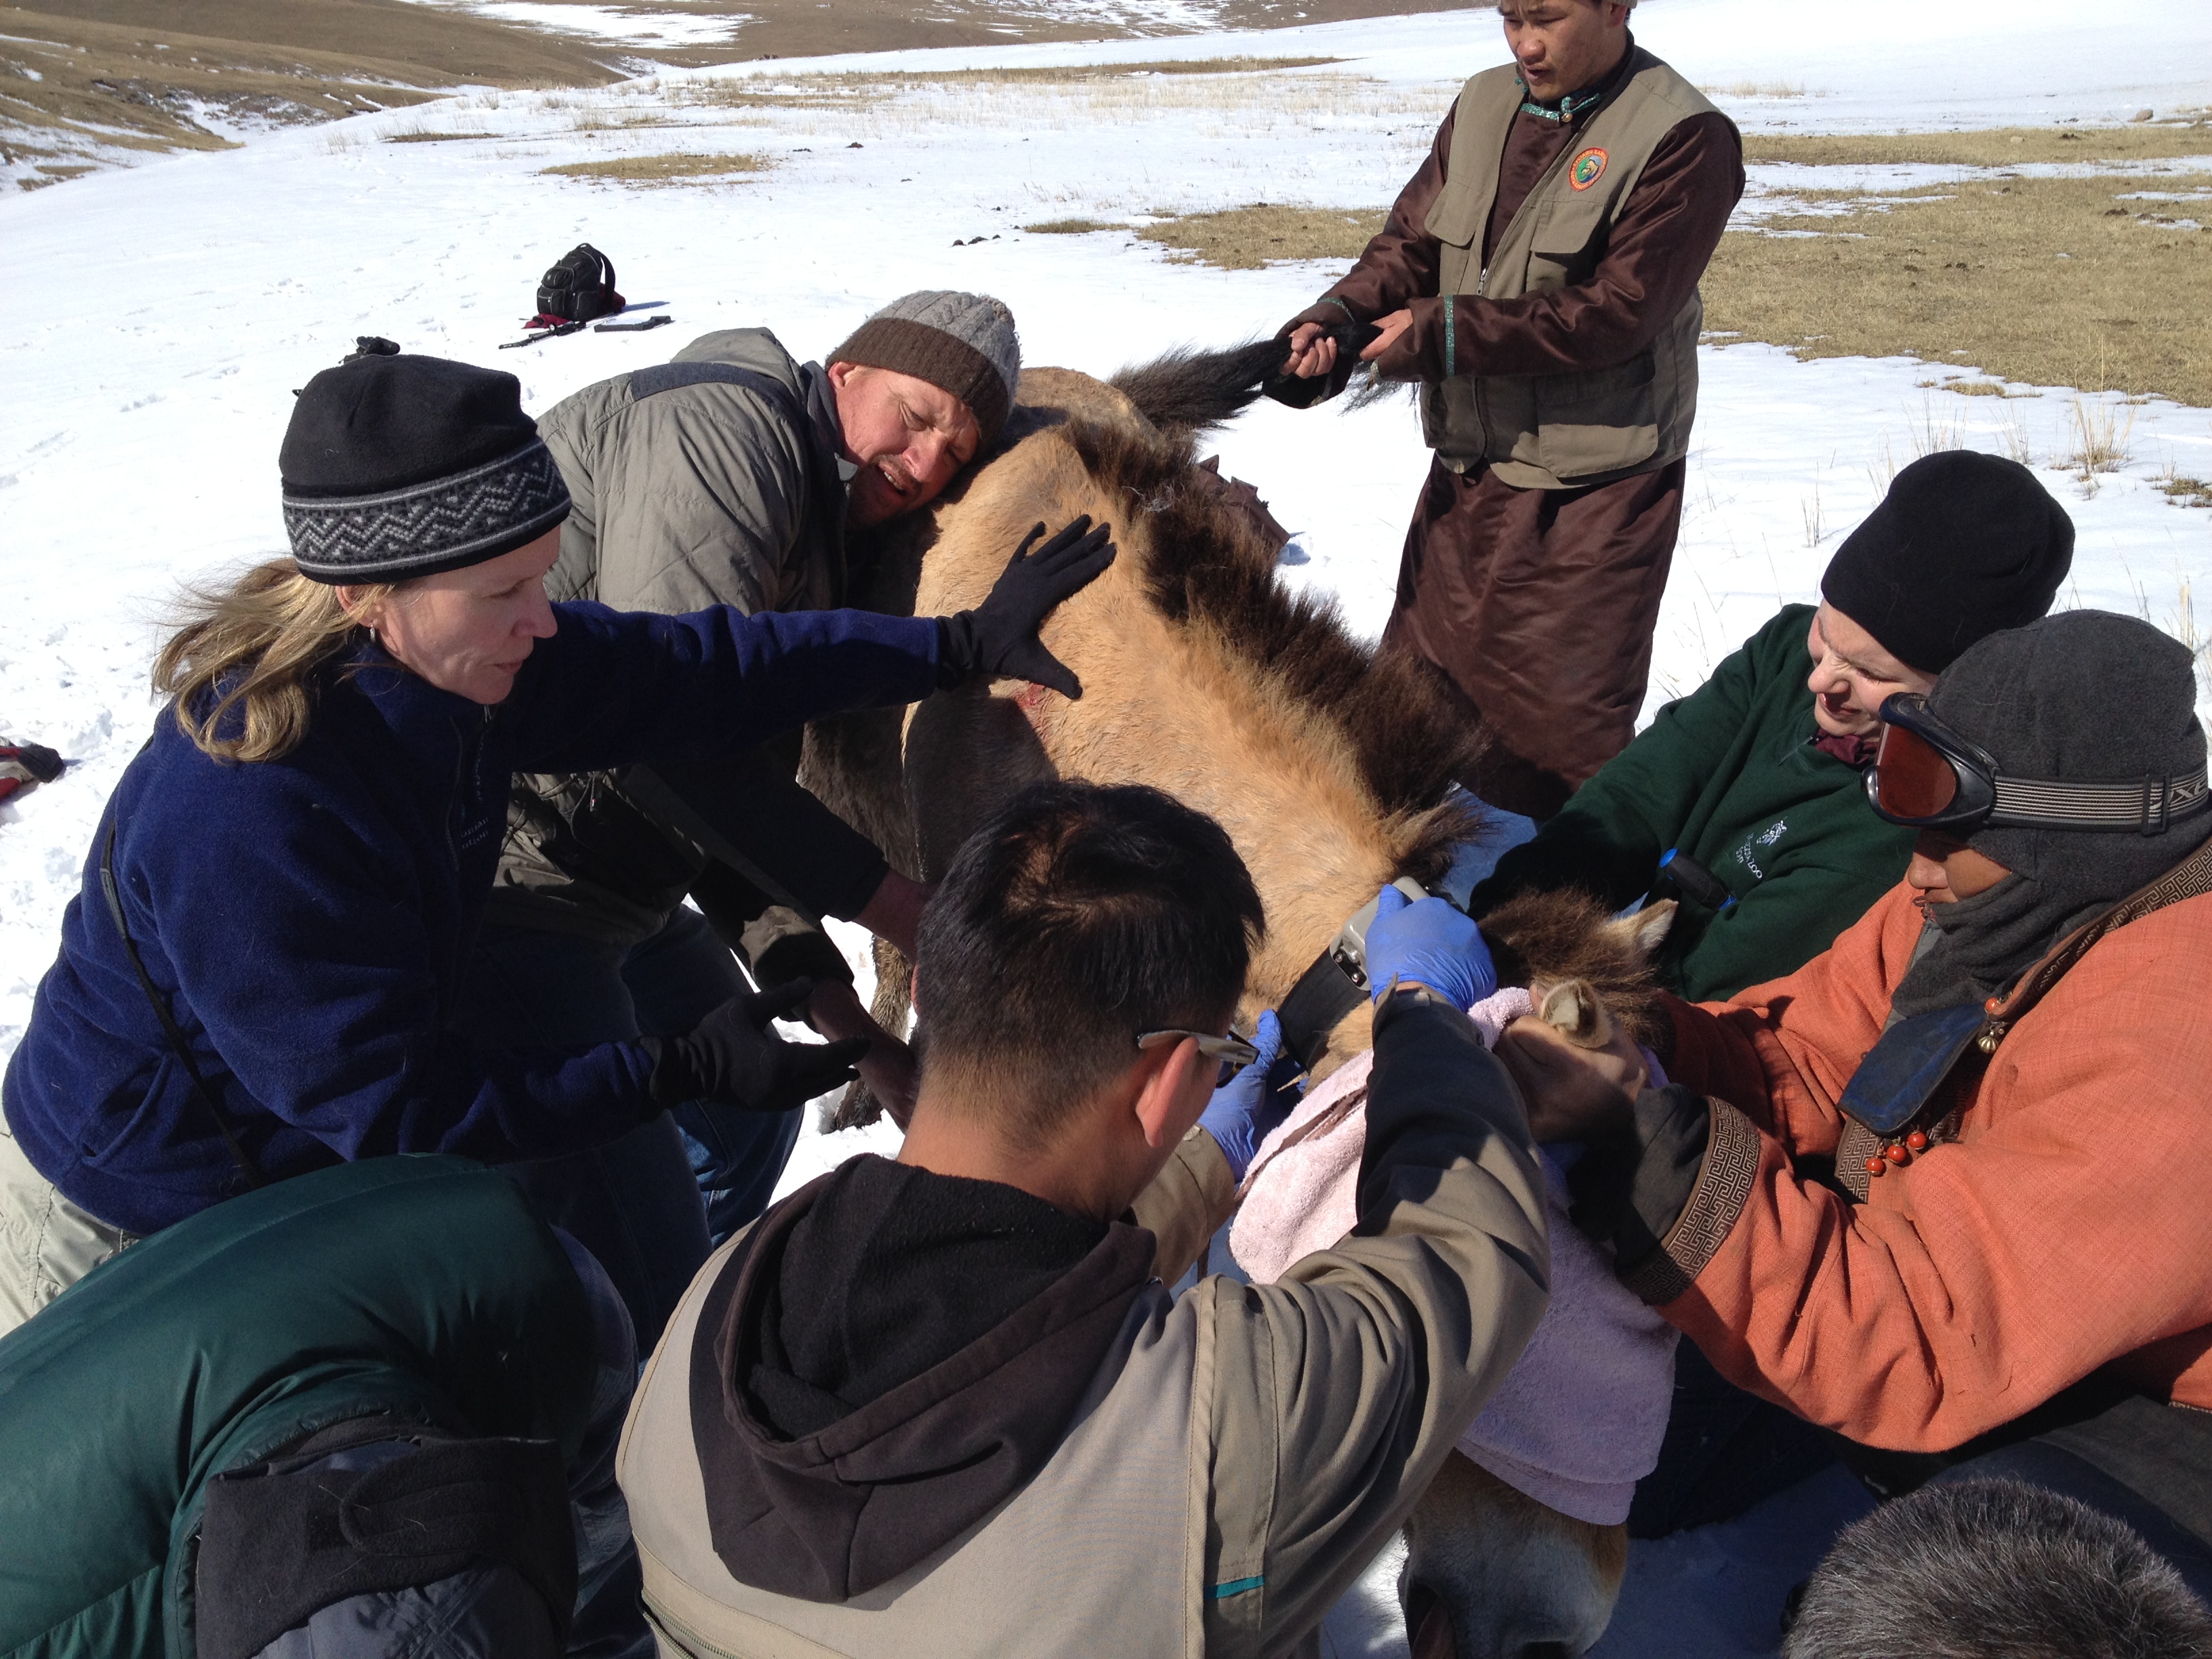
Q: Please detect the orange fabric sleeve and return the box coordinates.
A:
[1660,895,2212,1449]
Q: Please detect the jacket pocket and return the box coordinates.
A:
[1535,350,1660,480]
[1525,188,1615,292]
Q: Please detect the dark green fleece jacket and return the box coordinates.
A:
[0,1158,596,1659]
[1470,604,1917,1001]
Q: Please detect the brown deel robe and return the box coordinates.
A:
[1305,81,1742,819]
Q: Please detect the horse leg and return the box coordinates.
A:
[1401,1453,1629,1659]
[903,684,1058,882]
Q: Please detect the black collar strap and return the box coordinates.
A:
[1275,878,1433,1073]
[1990,766,2209,834]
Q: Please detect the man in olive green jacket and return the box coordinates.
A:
[1471,453,2074,1002]
[620,782,1548,1659]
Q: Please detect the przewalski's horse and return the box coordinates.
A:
[800,348,1671,1658]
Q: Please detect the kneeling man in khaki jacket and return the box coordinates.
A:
[620,780,1549,1657]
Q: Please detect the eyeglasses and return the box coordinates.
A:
[1136,1028,1261,1071]
[1868,693,2211,834]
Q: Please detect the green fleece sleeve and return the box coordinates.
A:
[1667,832,1910,1002]
[1471,628,1766,916]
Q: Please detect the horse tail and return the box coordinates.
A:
[1108,339,1286,434]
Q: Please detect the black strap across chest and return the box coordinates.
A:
[625,360,849,605]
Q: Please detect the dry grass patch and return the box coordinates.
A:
[2160,473,2212,509]
[886,56,1345,85]
[1024,218,1126,235]
[1743,125,2212,168]
[684,56,1343,106]
[672,58,1389,129]
[1707,172,2211,405]
[1138,203,1386,269]
[1917,378,2036,397]
[385,130,497,144]
[541,150,773,184]
[1704,81,1807,100]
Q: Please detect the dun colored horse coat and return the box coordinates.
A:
[800,352,1670,1657]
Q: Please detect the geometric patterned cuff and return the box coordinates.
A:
[1620,1096,1762,1307]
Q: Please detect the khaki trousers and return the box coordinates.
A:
[0,1126,136,1337]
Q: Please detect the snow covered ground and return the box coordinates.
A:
[1,2,2208,1649]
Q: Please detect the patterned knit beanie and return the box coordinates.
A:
[827,291,1021,443]
[281,352,570,583]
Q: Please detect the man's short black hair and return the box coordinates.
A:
[916,781,1265,1145]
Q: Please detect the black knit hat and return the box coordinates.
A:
[280,353,570,583]
[1822,452,2073,674]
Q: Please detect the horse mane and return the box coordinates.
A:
[1062,415,1486,881]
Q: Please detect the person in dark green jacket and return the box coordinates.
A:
[1469,453,2074,1001]
[0,1157,645,1659]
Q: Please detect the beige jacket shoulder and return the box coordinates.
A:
[619,1002,1549,1658]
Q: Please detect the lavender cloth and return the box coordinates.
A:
[1228,987,1679,1526]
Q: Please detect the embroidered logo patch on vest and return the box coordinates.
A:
[1570,146,1609,191]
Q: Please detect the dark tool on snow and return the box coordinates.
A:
[499,320,588,350]
[595,314,673,333]
[1263,317,1383,410]
[0,741,64,806]
[1650,847,1735,913]
[533,242,624,326]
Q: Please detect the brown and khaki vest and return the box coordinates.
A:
[1420,49,1728,490]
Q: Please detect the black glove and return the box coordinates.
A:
[1264,319,1381,410]
[641,978,868,1113]
[935,516,1116,697]
[1565,1083,1712,1272]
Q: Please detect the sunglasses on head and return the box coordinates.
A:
[1136,1027,1261,1072]
[1867,693,2211,835]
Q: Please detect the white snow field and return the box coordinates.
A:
[1,1,2208,1652]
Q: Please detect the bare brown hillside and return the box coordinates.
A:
[1,0,626,186]
[3,0,1490,189]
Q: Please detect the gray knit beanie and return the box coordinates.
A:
[1932,610,2211,891]
[827,291,1021,443]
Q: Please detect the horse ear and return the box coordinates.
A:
[1618,899,1678,961]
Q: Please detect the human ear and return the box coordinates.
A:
[335,586,380,628]
[1133,1040,1208,1151]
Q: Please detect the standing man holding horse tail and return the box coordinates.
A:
[1277,0,1743,821]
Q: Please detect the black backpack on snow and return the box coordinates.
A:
[535,243,624,323]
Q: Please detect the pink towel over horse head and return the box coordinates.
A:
[1229,987,1679,1527]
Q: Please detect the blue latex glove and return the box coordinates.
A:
[1364,885,1497,1010]
[1197,1010,1305,1181]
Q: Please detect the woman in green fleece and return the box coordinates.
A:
[1469,452,2074,1001]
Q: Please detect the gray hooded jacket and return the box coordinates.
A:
[487,330,888,949]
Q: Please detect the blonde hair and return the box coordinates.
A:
[153,558,396,764]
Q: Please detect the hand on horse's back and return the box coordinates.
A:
[935,516,1116,699]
